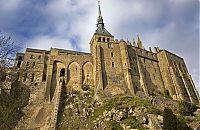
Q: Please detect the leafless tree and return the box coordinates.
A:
[0,33,19,67]
[0,32,20,84]
[0,32,29,130]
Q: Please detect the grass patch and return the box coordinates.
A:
[121,116,146,130]
[93,96,152,119]
[107,120,123,130]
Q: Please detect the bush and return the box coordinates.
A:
[163,108,177,130]
[163,108,193,130]
[178,101,197,116]
[177,117,193,130]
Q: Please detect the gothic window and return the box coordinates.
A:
[112,62,115,68]
[103,37,106,42]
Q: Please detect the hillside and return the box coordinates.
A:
[58,89,200,130]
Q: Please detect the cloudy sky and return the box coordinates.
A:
[0,0,199,93]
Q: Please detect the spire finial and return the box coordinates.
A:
[97,0,104,27]
[97,0,102,17]
[137,34,143,49]
[95,0,112,36]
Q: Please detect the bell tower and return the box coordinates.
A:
[90,0,114,53]
[90,0,115,91]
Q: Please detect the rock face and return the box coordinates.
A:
[57,91,167,130]
[15,82,53,130]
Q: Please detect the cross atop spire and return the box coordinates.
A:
[97,0,104,27]
[95,0,112,36]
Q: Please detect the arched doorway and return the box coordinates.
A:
[60,68,65,77]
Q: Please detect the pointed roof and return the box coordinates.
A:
[95,1,113,36]
[137,35,143,49]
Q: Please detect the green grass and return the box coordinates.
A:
[121,116,146,130]
[93,96,154,119]
[107,120,123,130]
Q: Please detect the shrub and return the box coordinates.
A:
[163,108,177,130]
[178,101,197,116]
[177,117,193,130]
[163,108,193,130]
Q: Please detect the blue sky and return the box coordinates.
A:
[0,0,199,93]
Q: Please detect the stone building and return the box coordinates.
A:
[14,1,199,104]
[13,2,200,129]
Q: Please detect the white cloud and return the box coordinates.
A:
[27,36,73,51]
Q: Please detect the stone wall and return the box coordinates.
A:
[157,50,199,103]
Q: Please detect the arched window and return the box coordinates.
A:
[111,52,114,57]
[98,37,101,42]
[103,37,106,42]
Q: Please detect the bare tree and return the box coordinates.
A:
[0,33,19,67]
[0,32,20,84]
[0,32,29,130]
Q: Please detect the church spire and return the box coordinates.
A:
[95,0,112,36]
[97,0,104,28]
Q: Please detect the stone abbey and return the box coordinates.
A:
[13,2,199,129]
[14,2,199,103]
